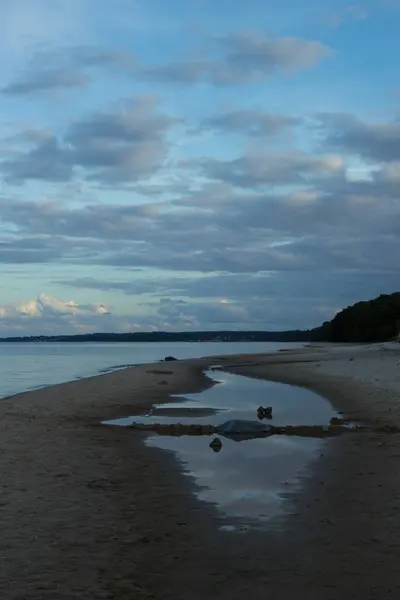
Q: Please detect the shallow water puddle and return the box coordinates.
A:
[104,371,337,529]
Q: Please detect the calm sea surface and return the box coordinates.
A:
[0,341,303,398]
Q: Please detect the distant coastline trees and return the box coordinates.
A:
[312,293,400,343]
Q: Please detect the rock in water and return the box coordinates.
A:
[209,437,222,452]
[214,419,273,441]
[164,356,178,362]
[257,405,273,420]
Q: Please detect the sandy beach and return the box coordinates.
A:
[2,344,400,599]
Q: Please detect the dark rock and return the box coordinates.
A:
[164,356,178,362]
[215,419,273,441]
[257,405,273,420]
[209,437,222,452]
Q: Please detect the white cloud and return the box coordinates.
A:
[0,293,115,336]
[0,293,107,320]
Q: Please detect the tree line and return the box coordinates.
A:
[311,293,400,343]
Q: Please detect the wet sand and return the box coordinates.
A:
[1,345,400,598]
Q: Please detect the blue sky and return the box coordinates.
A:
[0,0,399,334]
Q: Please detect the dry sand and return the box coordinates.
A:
[1,345,400,599]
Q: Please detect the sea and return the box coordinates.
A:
[0,341,303,399]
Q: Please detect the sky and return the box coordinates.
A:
[0,0,399,335]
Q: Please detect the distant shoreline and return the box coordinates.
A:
[0,329,314,343]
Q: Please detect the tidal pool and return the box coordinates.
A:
[104,371,337,529]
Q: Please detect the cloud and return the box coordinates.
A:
[155,296,250,328]
[144,32,331,85]
[1,31,330,97]
[0,291,271,334]
[375,162,400,182]
[2,155,400,284]
[198,109,302,137]
[317,112,400,163]
[58,263,400,331]
[2,68,90,95]
[189,149,344,188]
[1,134,74,183]
[0,236,65,263]
[0,95,179,184]
[2,293,108,317]
[0,293,124,335]
[2,46,137,95]
[324,4,370,27]
[66,94,178,184]
[3,153,400,331]
[71,47,137,71]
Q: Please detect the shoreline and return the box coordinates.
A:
[2,344,400,598]
[0,340,294,400]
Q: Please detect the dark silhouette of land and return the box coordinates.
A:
[0,329,313,343]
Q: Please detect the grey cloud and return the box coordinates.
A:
[1,134,74,183]
[145,32,331,85]
[139,296,252,329]
[157,272,400,308]
[71,47,137,71]
[0,238,63,263]
[198,109,302,137]
[59,267,400,330]
[0,234,91,264]
[2,46,137,96]
[2,68,90,95]
[191,150,344,188]
[324,4,369,27]
[3,159,400,276]
[145,61,207,84]
[317,112,400,162]
[221,31,330,71]
[2,34,329,98]
[2,155,400,289]
[58,272,340,303]
[66,95,177,183]
[3,127,55,146]
[1,96,178,184]
[59,277,148,294]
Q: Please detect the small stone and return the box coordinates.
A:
[209,437,222,452]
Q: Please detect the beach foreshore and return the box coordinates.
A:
[1,343,400,599]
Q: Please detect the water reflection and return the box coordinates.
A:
[104,371,337,528]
